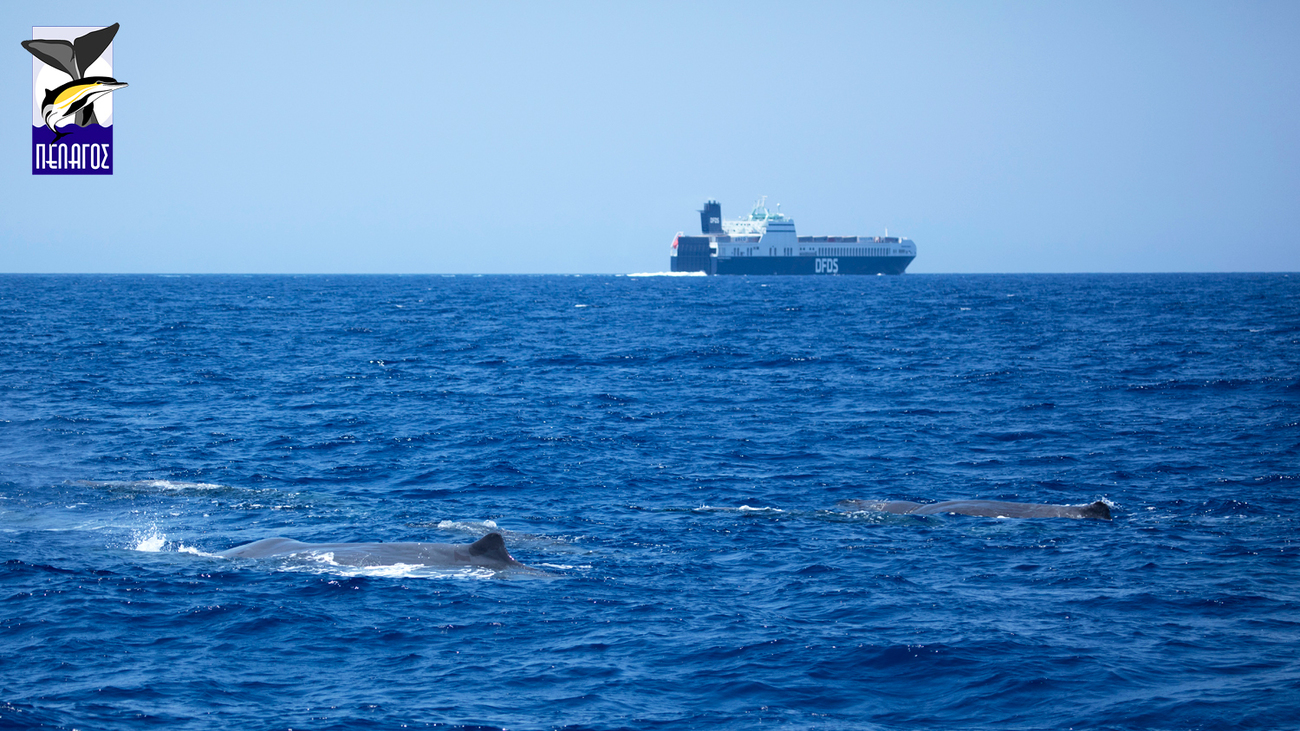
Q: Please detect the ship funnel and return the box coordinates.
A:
[700,200,722,235]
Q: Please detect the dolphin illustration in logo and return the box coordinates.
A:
[21,23,126,142]
[36,78,128,142]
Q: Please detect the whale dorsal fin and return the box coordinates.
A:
[22,39,79,78]
[467,532,514,563]
[1081,501,1112,520]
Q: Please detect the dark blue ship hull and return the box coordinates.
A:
[671,251,914,276]
[715,255,913,275]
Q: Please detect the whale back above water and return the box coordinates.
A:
[839,499,1112,520]
[217,532,526,569]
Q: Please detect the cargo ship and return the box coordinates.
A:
[670,198,916,275]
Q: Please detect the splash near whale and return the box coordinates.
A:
[218,532,528,570]
[22,23,125,174]
[838,499,1112,520]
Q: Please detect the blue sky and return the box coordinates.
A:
[3,1,1297,273]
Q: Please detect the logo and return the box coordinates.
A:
[22,23,127,175]
[815,258,839,274]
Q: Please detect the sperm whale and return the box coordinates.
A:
[218,532,527,570]
[838,499,1112,520]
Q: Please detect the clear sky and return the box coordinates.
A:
[3,1,1297,274]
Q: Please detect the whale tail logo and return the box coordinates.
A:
[24,23,125,174]
[23,23,126,142]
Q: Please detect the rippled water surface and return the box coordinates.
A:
[2,273,1298,730]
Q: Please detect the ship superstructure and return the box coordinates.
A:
[670,198,916,275]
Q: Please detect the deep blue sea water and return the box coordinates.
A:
[1,273,1298,731]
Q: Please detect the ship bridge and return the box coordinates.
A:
[721,197,795,239]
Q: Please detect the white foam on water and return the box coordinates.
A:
[126,526,219,557]
[274,553,501,580]
[436,519,499,532]
[82,479,228,491]
[130,527,167,552]
[626,271,707,277]
[694,504,785,513]
[309,551,337,565]
[144,480,226,490]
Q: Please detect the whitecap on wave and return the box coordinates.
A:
[127,527,211,556]
[436,519,499,534]
[273,553,502,580]
[693,504,785,513]
[78,479,228,491]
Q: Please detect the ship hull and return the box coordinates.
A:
[672,254,914,276]
[716,255,913,276]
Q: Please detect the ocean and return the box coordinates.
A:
[1,273,1297,730]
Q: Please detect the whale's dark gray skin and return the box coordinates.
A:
[838,499,1112,520]
[218,532,526,569]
